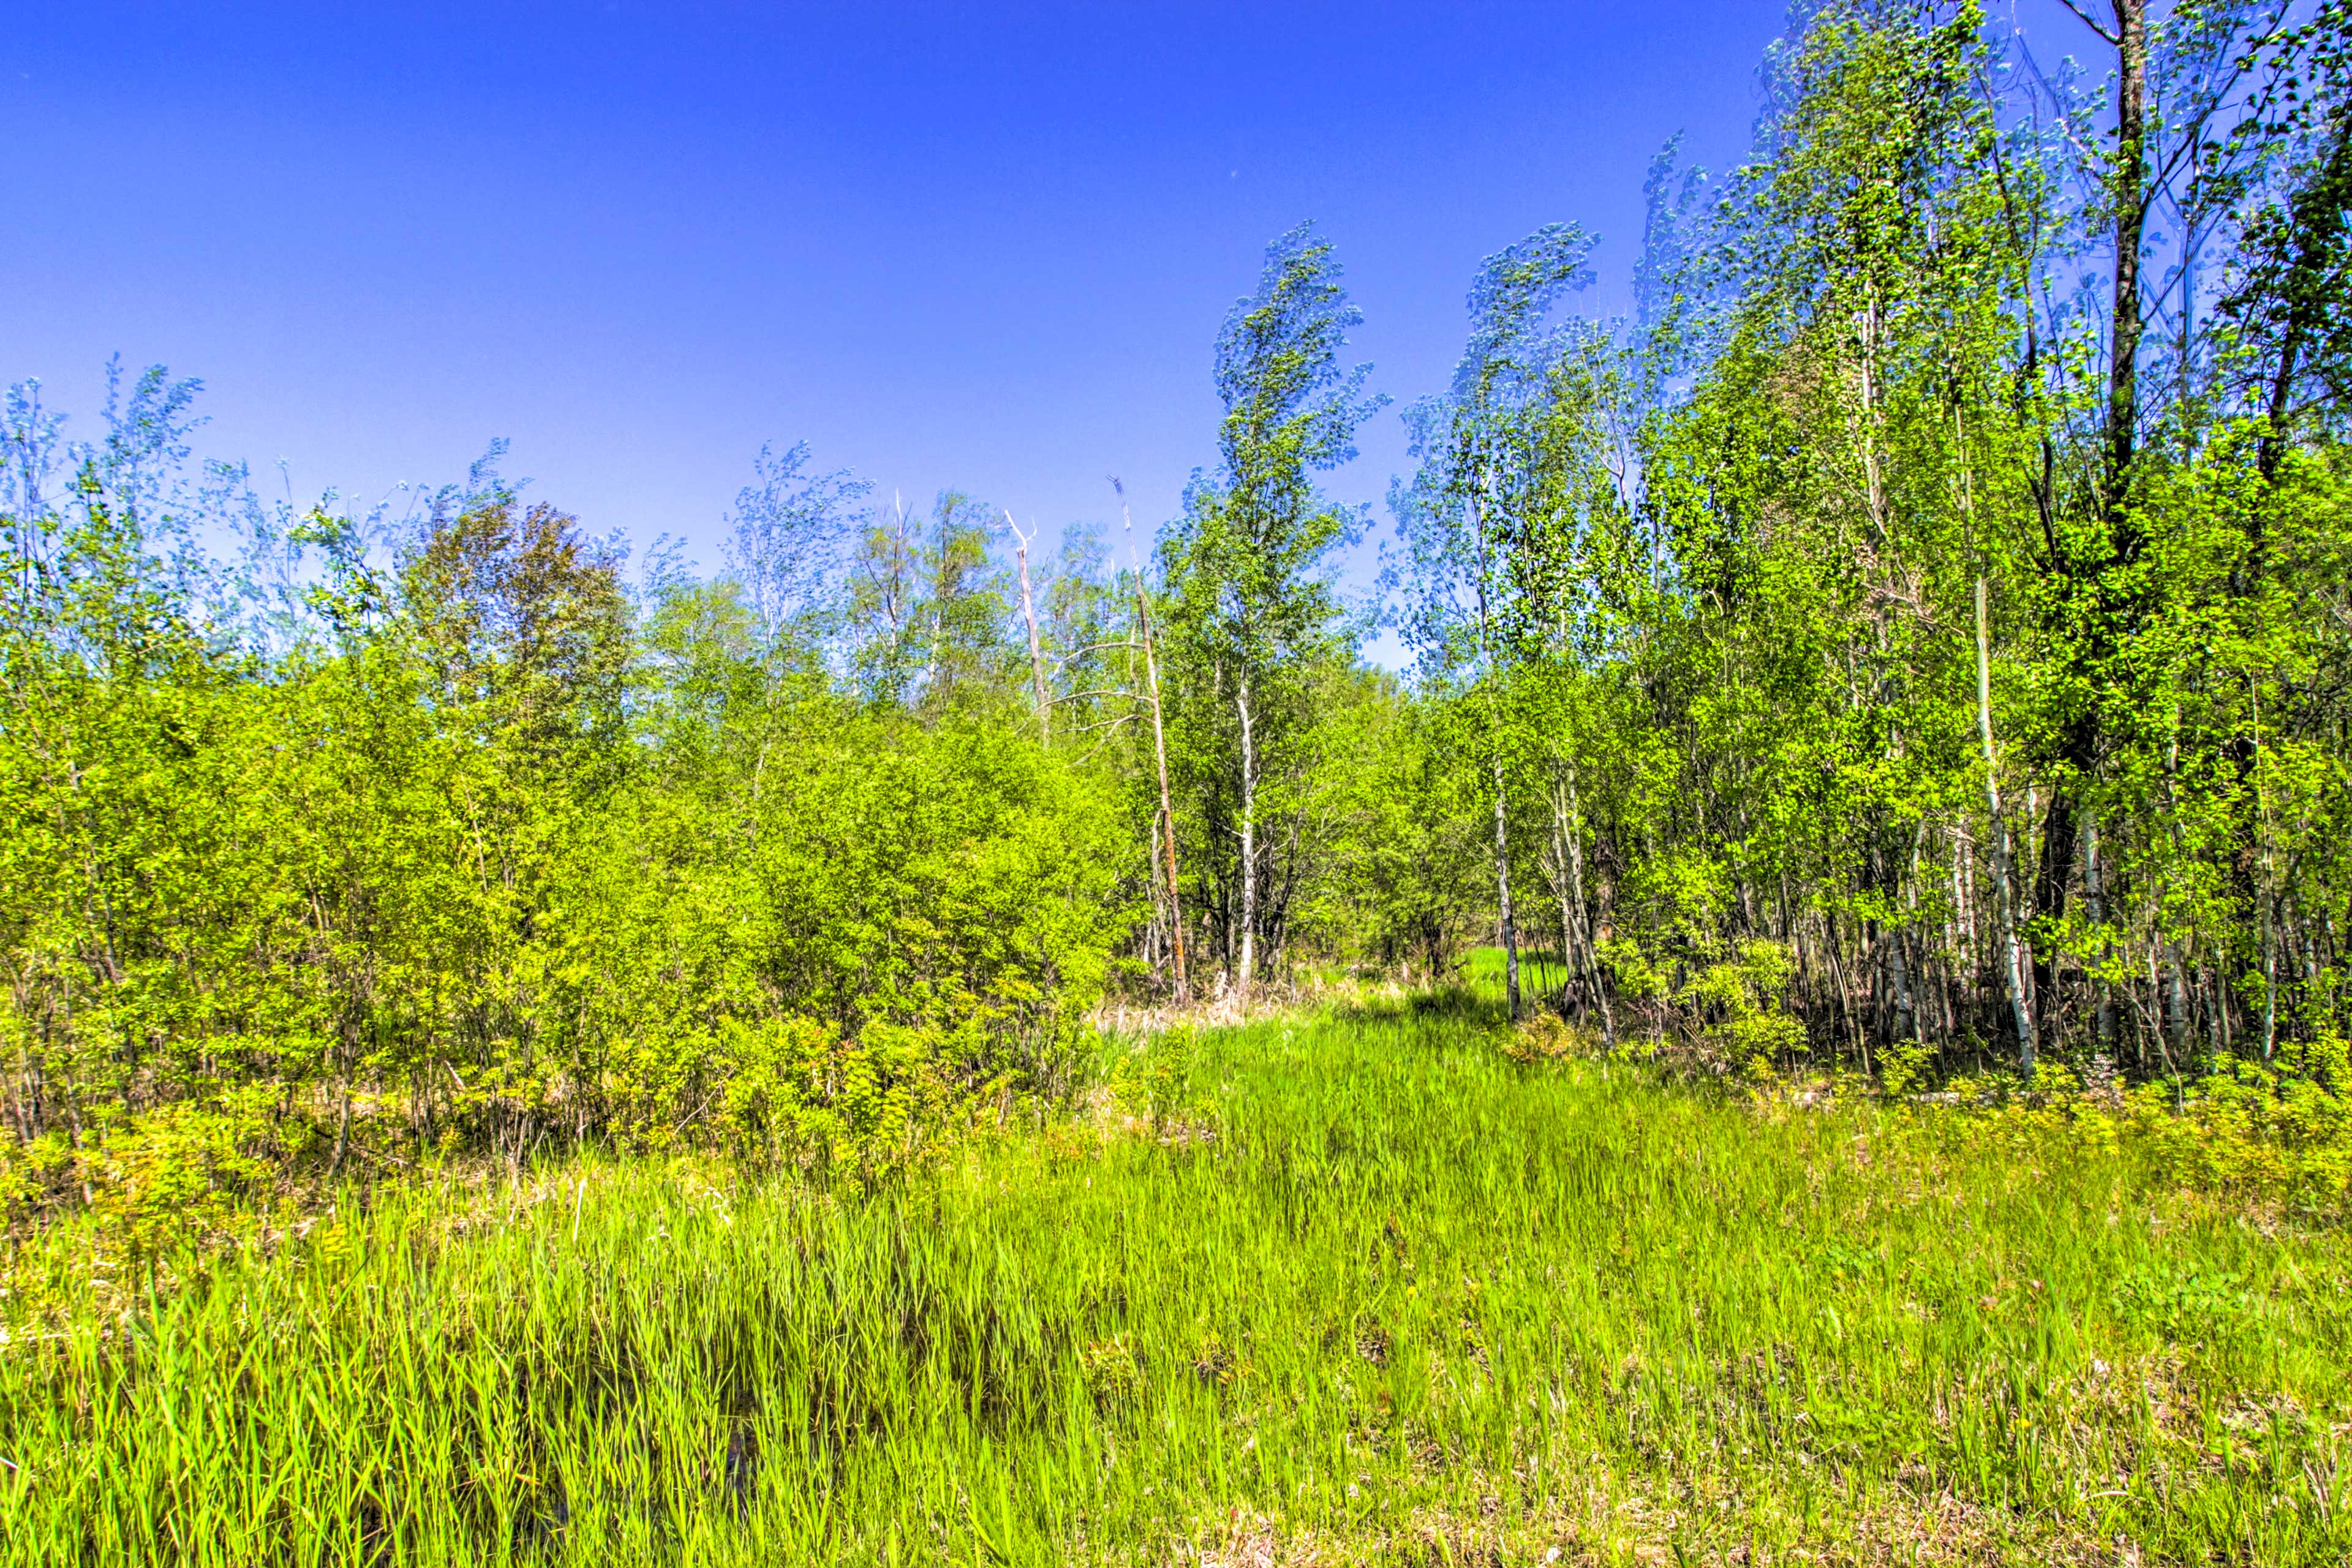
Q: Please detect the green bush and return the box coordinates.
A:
[0,483,1133,1242]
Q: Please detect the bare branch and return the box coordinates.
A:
[2056,0,2119,47]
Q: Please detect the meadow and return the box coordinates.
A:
[2,986,2346,1567]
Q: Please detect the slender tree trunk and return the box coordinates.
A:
[1007,513,1050,744]
[1470,482,1520,1021]
[2108,0,2147,511]
[1562,772,1615,1042]
[1120,488,1188,1003]
[1887,915,1916,1046]
[1825,911,1863,1059]
[1235,675,1257,994]
[1552,841,1580,1016]
[2165,941,2190,1058]
[1874,839,1911,1047]
[1903,823,1929,1046]
[1978,578,2038,1076]
[2085,815,2117,1048]
[1493,748,1521,1022]
[1548,782,1582,1016]
[1136,590,1187,1002]
[2263,905,2279,1060]
[2263,317,2310,484]
[2032,791,2075,1038]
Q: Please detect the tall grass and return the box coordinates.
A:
[4,998,2346,1564]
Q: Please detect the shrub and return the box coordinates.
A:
[1504,1013,1597,1065]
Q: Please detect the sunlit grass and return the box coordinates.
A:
[4,997,2346,1564]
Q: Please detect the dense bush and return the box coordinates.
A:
[0,396,1129,1239]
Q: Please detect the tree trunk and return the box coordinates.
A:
[1548,785,1581,1016]
[1469,478,1520,1020]
[1140,607,1187,998]
[1492,748,1521,1022]
[2263,894,2279,1062]
[1008,513,1050,744]
[2165,942,2190,1059]
[1123,491,1188,1002]
[2084,815,2117,1047]
[2107,0,2147,513]
[2027,0,2147,984]
[1558,772,1615,1042]
[1886,919,1916,1047]
[1235,675,1257,994]
[1978,578,2038,1075]
[2032,790,2076,1036]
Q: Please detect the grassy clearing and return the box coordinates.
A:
[4,993,2347,1565]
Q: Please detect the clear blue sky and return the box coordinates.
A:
[4,1,1794,605]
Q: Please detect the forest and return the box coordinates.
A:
[7,1,2352,1562]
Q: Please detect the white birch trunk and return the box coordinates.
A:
[1006,513,1050,744]
[1976,577,2038,1074]
[1235,674,1257,993]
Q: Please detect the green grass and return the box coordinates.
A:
[4,998,2347,1564]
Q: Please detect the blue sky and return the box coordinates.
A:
[4,1,1795,620]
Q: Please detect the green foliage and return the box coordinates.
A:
[0,413,1131,1239]
[1102,1021,1207,1135]
[714,1017,945,1179]
[1352,0,2352,1115]
[1501,1010,1596,1065]
[1687,940,1810,1074]
[1157,222,1385,986]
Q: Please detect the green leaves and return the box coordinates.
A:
[0,423,1134,1237]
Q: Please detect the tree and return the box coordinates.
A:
[1161,222,1385,991]
[402,496,633,774]
[1393,222,1601,1022]
[2220,0,2352,476]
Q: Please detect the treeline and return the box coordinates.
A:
[1164,0,2352,1087]
[8,0,2352,1231]
[1385,0,2352,1087]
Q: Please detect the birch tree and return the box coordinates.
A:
[1161,223,1383,992]
[1392,223,1600,1022]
